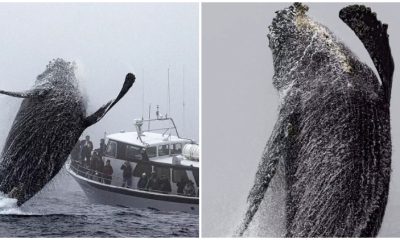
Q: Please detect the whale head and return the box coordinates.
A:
[268,3,354,95]
[36,58,78,87]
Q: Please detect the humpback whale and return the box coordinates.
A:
[237,3,394,237]
[0,58,135,206]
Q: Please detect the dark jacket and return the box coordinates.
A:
[81,140,93,157]
[159,177,171,193]
[146,175,159,191]
[104,164,113,176]
[177,179,186,194]
[137,176,148,189]
[99,142,107,156]
[121,163,132,179]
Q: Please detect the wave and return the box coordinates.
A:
[0,192,84,218]
[0,192,28,215]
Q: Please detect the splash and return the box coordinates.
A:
[0,192,28,215]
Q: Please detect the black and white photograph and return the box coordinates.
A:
[0,2,199,237]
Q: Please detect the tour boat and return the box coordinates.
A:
[66,114,199,214]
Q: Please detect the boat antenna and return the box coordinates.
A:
[148,103,151,131]
[182,65,185,136]
[142,68,145,120]
[167,67,171,119]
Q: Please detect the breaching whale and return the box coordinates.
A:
[237,3,394,237]
[0,58,135,206]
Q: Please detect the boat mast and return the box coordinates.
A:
[142,68,145,120]
[148,104,151,131]
[182,65,185,136]
[167,68,172,137]
[167,67,171,119]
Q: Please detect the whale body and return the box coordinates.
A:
[238,3,394,237]
[0,58,135,206]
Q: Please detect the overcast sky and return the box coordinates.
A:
[202,2,400,237]
[0,3,199,148]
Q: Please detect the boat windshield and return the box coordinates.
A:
[146,146,157,158]
[106,140,117,157]
[158,144,170,157]
[126,145,144,161]
[171,143,183,154]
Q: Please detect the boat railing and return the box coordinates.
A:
[69,160,198,198]
[138,117,194,143]
[69,160,125,185]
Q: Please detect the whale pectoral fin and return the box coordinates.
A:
[339,5,394,103]
[236,156,280,236]
[0,88,50,99]
[236,121,286,237]
[84,73,135,128]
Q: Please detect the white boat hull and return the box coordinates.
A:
[66,163,198,214]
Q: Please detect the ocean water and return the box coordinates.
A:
[0,168,198,238]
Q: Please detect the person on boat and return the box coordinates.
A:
[99,138,106,157]
[176,177,187,194]
[88,151,99,179]
[103,159,113,184]
[141,148,149,161]
[121,160,133,188]
[70,140,81,162]
[81,135,93,167]
[137,172,148,190]
[183,180,196,197]
[96,155,105,183]
[146,171,160,191]
[90,151,99,169]
[159,175,171,193]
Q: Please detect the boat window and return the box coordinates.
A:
[117,142,127,160]
[192,168,199,187]
[155,166,171,181]
[172,169,188,183]
[146,147,157,158]
[106,140,117,157]
[133,162,152,177]
[158,144,169,157]
[126,145,144,161]
[171,143,182,154]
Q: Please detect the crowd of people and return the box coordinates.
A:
[71,135,113,184]
[70,136,197,197]
[136,172,196,197]
[136,171,172,193]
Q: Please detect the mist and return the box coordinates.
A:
[0,2,199,147]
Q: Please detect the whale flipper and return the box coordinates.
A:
[237,120,287,236]
[84,73,135,128]
[339,5,394,103]
[0,88,50,99]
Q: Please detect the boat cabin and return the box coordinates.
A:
[102,130,199,197]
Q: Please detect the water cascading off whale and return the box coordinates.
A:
[0,58,135,206]
[237,3,394,237]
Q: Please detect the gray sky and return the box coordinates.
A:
[0,3,199,148]
[202,2,400,237]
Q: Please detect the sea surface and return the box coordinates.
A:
[0,168,198,238]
